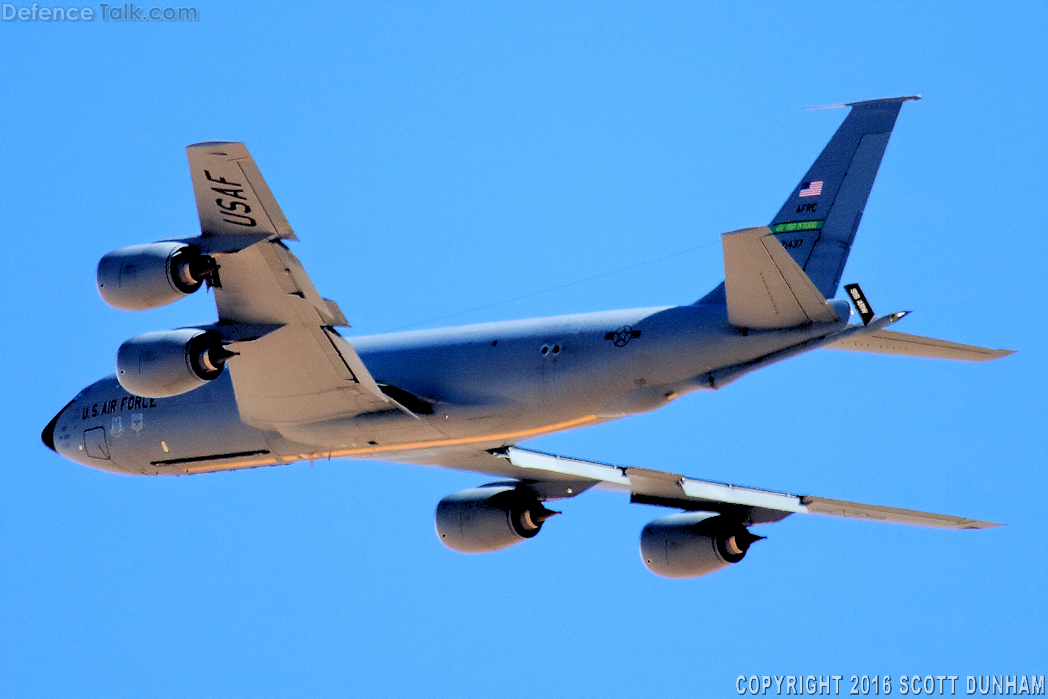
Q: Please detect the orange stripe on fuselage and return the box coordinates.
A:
[183,414,600,474]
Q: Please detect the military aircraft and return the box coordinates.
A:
[42,95,1012,578]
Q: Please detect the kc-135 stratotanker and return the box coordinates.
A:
[43,96,1012,578]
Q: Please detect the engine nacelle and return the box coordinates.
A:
[435,485,557,553]
[640,512,760,579]
[116,329,228,398]
[97,242,213,311]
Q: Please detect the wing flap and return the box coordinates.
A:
[824,328,1014,361]
[323,298,350,327]
[213,237,390,429]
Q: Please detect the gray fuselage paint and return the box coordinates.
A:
[49,303,847,476]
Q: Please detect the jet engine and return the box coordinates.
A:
[639,512,762,579]
[116,329,230,398]
[435,484,558,553]
[97,242,214,311]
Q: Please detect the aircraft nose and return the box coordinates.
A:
[41,400,73,452]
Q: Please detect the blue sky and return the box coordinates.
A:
[2,2,1045,697]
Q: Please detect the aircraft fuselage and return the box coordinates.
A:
[44,301,850,476]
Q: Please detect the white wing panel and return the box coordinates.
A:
[496,447,999,530]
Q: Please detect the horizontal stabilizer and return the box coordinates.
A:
[824,329,1014,361]
[722,227,840,329]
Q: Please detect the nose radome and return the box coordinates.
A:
[41,400,73,452]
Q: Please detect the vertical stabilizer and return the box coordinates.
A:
[699,96,918,305]
[768,95,919,298]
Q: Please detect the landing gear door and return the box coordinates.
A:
[84,427,110,460]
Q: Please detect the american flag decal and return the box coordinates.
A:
[799,180,824,198]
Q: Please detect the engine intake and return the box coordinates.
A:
[116,329,230,398]
[640,512,762,579]
[435,484,557,553]
[97,242,215,311]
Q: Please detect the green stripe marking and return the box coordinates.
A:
[770,220,824,233]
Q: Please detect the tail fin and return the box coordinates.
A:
[699,95,919,305]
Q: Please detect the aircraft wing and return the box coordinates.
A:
[409,446,999,530]
[186,142,394,430]
[187,141,297,241]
